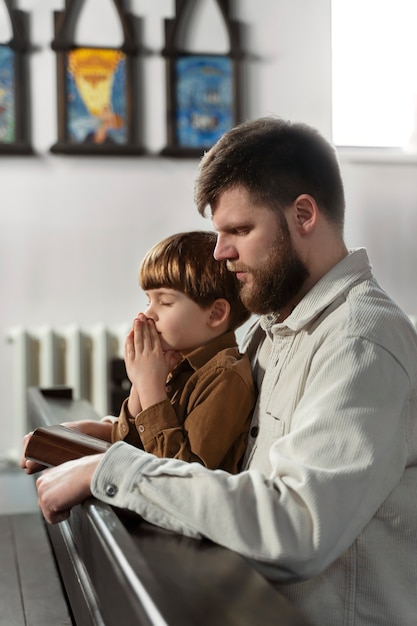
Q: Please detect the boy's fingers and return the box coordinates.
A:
[124,330,135,360]
[134,317,147,351]
[146,318,160,347]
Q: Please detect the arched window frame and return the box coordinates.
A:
[0,0,33,155]
[161,0,243,158]
[50,0,144,156]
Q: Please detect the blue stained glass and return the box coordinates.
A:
[175,55,233,149]
[0,46,15,143]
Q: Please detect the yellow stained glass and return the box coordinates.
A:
[68,48,124,117]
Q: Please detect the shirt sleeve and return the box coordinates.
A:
[124,366,255,471]
[91,337,414,582]
[111,398,143,448]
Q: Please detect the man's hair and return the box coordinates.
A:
[139,231,250,331]
[194,116,345,229]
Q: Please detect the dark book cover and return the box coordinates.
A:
[25,424,112,467]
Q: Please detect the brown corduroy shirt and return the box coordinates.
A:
[112,331,256,473]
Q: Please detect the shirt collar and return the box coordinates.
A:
[176,330,238,372]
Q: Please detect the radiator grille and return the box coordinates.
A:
[7,324,131,442]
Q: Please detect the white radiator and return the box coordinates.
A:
[7,323,130,447]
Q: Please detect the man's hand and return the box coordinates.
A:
[36,454,103,524]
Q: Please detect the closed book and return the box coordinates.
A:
[25,424,112,467]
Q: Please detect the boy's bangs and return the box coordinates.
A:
[139,249,183,292]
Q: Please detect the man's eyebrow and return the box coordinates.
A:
[213,220,252,232]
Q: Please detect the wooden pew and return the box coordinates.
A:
[28,387,312,626]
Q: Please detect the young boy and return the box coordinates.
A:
[44,231,256,474]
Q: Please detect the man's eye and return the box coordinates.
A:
[160,301,173,306]
[229,227,249,236]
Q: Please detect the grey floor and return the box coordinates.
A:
[0,458,39,515]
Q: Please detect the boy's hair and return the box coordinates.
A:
[139,231,250,331]
[194,116,345,230]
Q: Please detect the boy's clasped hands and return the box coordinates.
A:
[124,313,181,417]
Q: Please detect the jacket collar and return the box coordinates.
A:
[260,248,373,333]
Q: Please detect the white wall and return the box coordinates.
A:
[2,0,417,459]
[341,156,417,314]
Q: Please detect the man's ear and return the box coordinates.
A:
[208,298,230,328]
[293,194,318,233]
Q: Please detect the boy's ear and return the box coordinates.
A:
[208,298,230,328]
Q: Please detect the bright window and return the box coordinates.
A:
[331,1,417,149]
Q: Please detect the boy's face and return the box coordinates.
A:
[143,288,214,353]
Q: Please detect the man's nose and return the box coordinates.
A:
[214,237,234,261]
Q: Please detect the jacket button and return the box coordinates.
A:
[250,426,259,438]
[138,424,145,433]
[105,483,117,497]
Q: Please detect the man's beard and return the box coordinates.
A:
[234,228,309,316]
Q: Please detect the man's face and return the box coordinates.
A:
[212,186,309,316]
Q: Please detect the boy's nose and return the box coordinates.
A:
[143,306,153,318]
